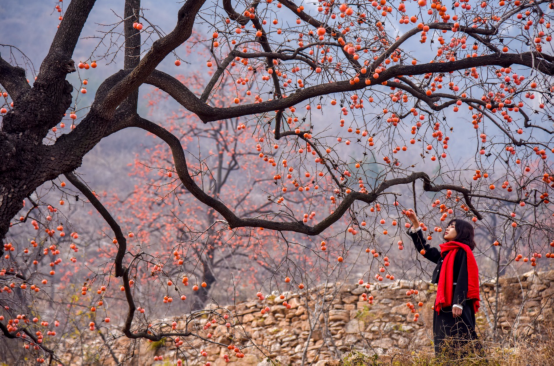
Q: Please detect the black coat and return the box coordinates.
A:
[408,227,481,357]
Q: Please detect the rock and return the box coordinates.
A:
[522,270,536,280]
[213,325,228,337]
[524,300,541,309]
[288,297,302,309]
[204,303,218,311]
[399,280,415,289]
[329,310,349,322]
[238,307,259,316]
[542,287,554,298]
[371,338,393,349]
[262,316,276,325]
[275,355,290,365]
[278,319,289,327]
[226,353,259,366]
[382,323,399,332]
[391,304,411,315]
[270,342,281,352]
[215,358,227,366]
[531,284,547,292]
[351,285,366,295]
[344,334,360,344]
[345,319,364,334]
[315,361,331,366]
[342,295,359,304]
[271,305,287,314]
[300,321,311,331]
[542,270,554,281]
[397,336,410,348]
[402,325,414,332]
[295,306,306,316]
[518,316,531,323]
[311,330,323,341]
[281,334,297,343]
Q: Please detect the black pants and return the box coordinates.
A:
[433,302,482,359]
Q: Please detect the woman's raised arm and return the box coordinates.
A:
[404,209,441,263]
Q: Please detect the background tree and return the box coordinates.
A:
[106,70,290,310]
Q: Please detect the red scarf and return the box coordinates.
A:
[435,241,480,314]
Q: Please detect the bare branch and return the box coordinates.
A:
[64,172,127,277]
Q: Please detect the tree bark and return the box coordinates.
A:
[192,259,217,311]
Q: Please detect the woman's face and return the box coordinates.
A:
[444,222,457,241]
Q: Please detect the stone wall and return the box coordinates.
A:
[62,270,554,365]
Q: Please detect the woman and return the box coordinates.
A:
[404,209,482,359]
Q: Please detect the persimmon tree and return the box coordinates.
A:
[105,73,290,310]
[1,0,554,363]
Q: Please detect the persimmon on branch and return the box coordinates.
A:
[0,314,62,365]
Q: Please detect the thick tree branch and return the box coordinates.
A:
[37,0,96,85]
[0,0,98,136]
[145,52,553,124]
[96,0,206,119]
[222,0,251,26]
[64,172,127,277]
[130,117,483,235]
[0,55,30,101]
[47,0,97,62]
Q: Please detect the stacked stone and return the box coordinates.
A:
[58,270,554,365]
[480,270,554,338]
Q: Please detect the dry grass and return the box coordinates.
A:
[345,321,554,366]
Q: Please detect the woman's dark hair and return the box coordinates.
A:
[446,219,476,250]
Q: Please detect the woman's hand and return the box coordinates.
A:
[404,208,420,229]
[453,306,462,317]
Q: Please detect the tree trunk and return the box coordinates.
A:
[0,179,32,255]
[191,263,216,311]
